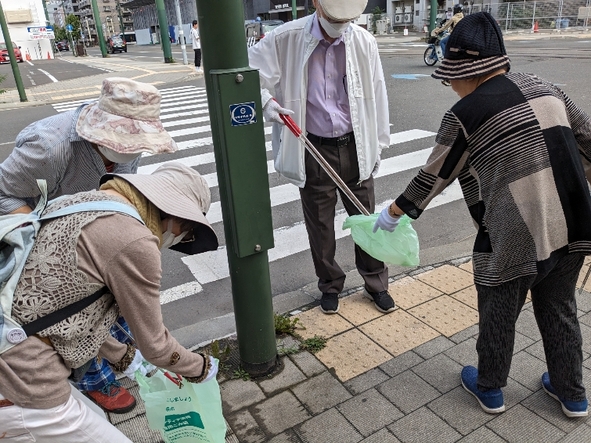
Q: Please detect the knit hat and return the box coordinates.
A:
[100,162,218,255]
[76,77,177,155]
[432,12,511,81]
[317,0,368,21]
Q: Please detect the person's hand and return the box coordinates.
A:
[373,207,402,233]
[371,157,381,177]
[123,349,156,380]
[203,356,219,383]
[263,100,294,125]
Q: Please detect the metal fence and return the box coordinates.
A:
[466,1,591,32]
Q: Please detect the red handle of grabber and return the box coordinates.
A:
[280,113,302,138]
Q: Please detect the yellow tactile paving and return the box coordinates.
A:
[408,295,479,337]
[390,276,443,310]
[315,329,392,381]
[336,291,383,326]
[458,261,474,273]
[359,310,440,356]
[295,306,354,340]
[415,264,474,294]
[449,285,478,310]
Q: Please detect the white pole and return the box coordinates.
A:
[174,0,188,65]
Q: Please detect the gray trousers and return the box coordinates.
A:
[299,138,389,295]
[476,253,586,402]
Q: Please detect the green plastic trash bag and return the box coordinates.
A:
[342,214,419,266]
[137,364,226,443]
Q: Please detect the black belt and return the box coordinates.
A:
[307,132,354,148]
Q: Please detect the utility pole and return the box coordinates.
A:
[173,0,187,64]
[429,0,438,33]
[0,1,27,102]
[155,0,173,63]
[196,0,278,377]
[90,0,107,57]
[116,0,125,42]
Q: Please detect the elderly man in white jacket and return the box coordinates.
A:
[248,0,394,315]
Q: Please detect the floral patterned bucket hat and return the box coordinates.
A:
[76,77,177,155]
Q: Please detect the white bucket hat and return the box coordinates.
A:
[100,162,219,255]
[317,0,368,21]
[76,77,177,155]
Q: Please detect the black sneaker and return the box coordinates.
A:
[320,293,339,314]
[365,290,396,313]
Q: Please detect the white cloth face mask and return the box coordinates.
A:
[319,16,350,38]
[160,219,189,249]
[97,145,142,164]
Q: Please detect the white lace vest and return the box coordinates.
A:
[11,191,128,369]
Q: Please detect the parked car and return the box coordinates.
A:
[260,20,284,39]
[55,40,69,52]
[0,42,23,63]
[106,35,127,54]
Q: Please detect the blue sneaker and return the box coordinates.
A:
[541,373,588,418]
[461,366,505,414]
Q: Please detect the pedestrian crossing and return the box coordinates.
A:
[51,85,463,304]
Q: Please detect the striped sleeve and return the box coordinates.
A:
[396,110,469,219]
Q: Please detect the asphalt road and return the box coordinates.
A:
[1,36,590,333]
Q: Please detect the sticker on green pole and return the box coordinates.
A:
[230,102,257,126]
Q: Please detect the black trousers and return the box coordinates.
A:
[476,253,586,402]
[194,48,201,67]
[299,137,388,295]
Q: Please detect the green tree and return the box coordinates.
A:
[65,14,81,41]
[371,6,384,34]
[53,25,67,42]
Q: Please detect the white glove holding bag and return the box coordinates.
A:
[123,349,156,380]
[203,356,219,383]
[262,99,294,125]
[373,207,402,233]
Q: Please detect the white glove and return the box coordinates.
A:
[262,99,294,125]
[203,356,219,383]
[123,349,156,380]
[373,207,402,233]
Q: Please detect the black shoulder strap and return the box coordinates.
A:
[22,287,110,337]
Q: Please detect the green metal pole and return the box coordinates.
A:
[117,0,125,42]
[91,0,108,57]
[292,0,297,20]
[429,0,438,33]
[0,2,27,102]
[196,0,278,377]
[155,0,173,63]
[41,0,50,24]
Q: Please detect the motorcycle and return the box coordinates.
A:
[423,31,448,66]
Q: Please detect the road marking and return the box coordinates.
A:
[159,281,203,305]
[25,60,34,66]
[37,69,59,83]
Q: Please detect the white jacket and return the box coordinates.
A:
[248,14,390,188]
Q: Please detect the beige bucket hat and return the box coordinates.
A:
[100,162,219,255]
[318,0,368,21]
[76,77,177,155]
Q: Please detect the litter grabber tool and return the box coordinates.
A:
[278,110,370,216]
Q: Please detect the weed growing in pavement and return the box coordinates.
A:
[274,313,304,335]
[300,335,327,354]
[210,339,231,362]
[0,74,6,94]
[233,367,250,381]
[277,345,299,356]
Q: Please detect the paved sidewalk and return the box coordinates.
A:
[111,256,591,442]
[0,53,199,109]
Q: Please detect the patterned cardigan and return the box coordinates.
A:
[396,72,591,286]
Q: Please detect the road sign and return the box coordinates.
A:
[27,26,55,40]
[66,24,73,32]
